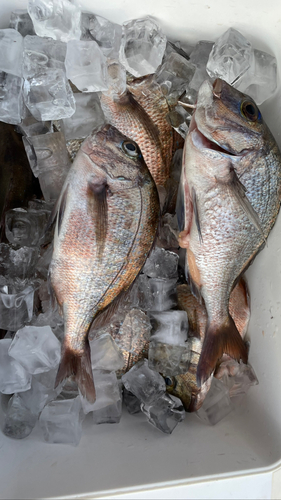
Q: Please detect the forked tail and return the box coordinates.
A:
[55,339,96,403]
[196,315,248,386]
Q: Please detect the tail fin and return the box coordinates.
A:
[55,340,96,403]
[196,315,248,386]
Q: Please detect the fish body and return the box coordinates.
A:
[50,125,160,401]
[167,278,250,411]
[100,76,173,188]
[178,78,281,385]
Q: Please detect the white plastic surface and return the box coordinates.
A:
[1,1,281,499]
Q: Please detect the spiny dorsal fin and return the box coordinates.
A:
[88,177,108,260]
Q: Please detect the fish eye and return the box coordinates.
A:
[122,140,141,159]
[240,100,260,122]
[164,376,175,387]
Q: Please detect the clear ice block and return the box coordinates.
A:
[189,41,214,91]
[0,339,31,394]
[28,0,81,43]
[39,396,83,446]
[0,72,23,125]
[149,277,178,312]
[217,361,259,398]
[143,247,178,279]
[0,280,35,331]
[236,48,277,104]
[0,243,39,279]
[23,68,76,121]
[9,325,61,375]
[166,105,190,139]
[65,40,108,93]
[122,359,166,405]
[19,368,61,415]
[92,399,122,424]
[206,28,252,85]
[0,29,23,77]
[148,340,190,376]
[123,387,141,414]
[5,207,49,246]
[62,92,105,140]
[119,16,167,78]
[17,109,52,137]
[156,52,196,104]
[149,310,188,345]
[80,370,121,414]
[3,394,37,439]
[141,393,185,434]
[196,377,234,425]
[23,35,67,79]
[80,12,122,60]
[10,9,36,37]
[90,333,125,371]
[23,131,70,202]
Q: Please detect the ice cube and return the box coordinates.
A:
[166,105,190,139]
[0,339,31,394]
[217,360,259,397]
[122,359,166,405]
[148,340,190,376]
[80,370,121,414]
[9,325,61,375]
[2,394,37,439]
[22,35,67,79]
[90,333,125,371]
[150,310,188,345]
[105,60,127,99]
[62,92,105,140]
[206,28,252,85]
[196,377,234,425]
[0,280,35,331]
[236,48,277,104]
[5,208,49,246]
[113,308,151,373]
[23,68,75,121]
[141,393,185,434]
[156,52,196,105]
[123,387,141,414]
[0,243,39,279]
[92,399,122,424]
[19,368,61,415]
[157,213,179,249]
[0,72,24,125]
[150,278,178,312]
[80,12,122,60]
[143,247,179,279]
[0,29,23,77]
[65,40,108,93]
[119,16,167,77]
[10,9,36,37]
[22,131,71,202]
[189,41,214,91]
[16,109,52,136]
[39,396,83,445]
[28,0,81,43]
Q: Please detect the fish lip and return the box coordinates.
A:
[191,117,240,158]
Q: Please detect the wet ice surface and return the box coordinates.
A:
[3,394,37,439]
[122,359,166,405]
[39,396,84,445]
[62,93,105,140]
[148,340,190,377]
[81,13,122,60]
[65,40,108,92]
[27,0,81,43]
[141,393,185,434]
[196,378,234,425]
[0,339,32,394]
[10,10,36,37]
[0,29,23,77]
[119,16,167,77]
[0,72,23,125]
[150,310,188,345]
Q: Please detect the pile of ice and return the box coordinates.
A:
[0,0,265,445]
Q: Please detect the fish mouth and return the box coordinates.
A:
[190,117,238,157]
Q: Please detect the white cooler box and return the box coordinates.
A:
[0,1,281,498]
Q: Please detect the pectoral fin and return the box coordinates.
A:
[88,177,108,259]
[224,167,266,243]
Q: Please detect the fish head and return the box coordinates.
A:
[191,78,268,158]
[81,124,151,187]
